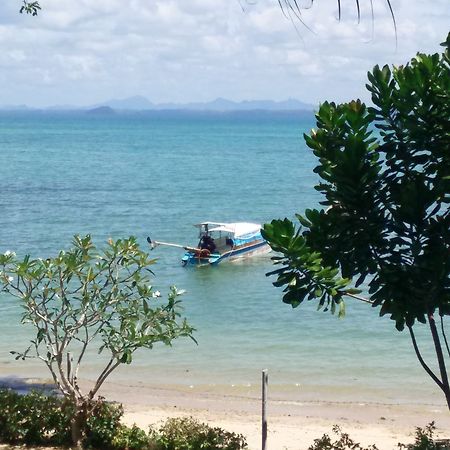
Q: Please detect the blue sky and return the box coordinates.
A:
[0,0,448,107]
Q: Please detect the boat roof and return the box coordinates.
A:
[194,222,261,238]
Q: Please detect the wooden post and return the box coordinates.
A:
[262,369,268,450]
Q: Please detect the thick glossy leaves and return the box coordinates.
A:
[262,219,354,316]
[264,34,450,329]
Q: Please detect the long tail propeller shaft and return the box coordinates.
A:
[147,236,197,253]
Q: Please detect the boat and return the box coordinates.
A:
[147,222,270,266]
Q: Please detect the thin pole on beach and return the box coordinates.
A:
[262,369,268,450]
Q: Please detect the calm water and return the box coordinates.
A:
[0,111,443,407]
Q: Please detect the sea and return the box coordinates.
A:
[0,110,444,408]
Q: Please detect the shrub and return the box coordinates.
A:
[308,423,450,450]
[154,416,247,450]
[0,389,133,449]
[112,424,158,450]
[398,422,450,450]
[0,390,246,450]
[0,388,70,446]
[308,425,379,450]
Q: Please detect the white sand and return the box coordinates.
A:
[1,379,449,450]
[101,381,450,450]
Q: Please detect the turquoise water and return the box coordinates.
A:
[0,111,444,407]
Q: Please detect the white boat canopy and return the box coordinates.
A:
[194,222,262,238]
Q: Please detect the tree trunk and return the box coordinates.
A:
[428,313,450,411]
[70,400,88,449]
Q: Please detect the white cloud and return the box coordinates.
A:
[0,0,448,107]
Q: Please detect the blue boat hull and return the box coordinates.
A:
[182,239,269,266]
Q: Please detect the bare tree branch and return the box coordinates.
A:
[441,315,450,359]
[408,325,443,390]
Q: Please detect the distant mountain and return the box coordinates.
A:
[96,95,154,110]
[96,96,314,111]
[0,96,315,112]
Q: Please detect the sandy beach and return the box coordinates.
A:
[99,380,450,450]
[0,376,449,450]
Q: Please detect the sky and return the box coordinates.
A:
[0,0,448,108]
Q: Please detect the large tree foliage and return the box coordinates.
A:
[0,236,194,448]
[262,34,450,408]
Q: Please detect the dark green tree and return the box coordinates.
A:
[262,34,450,409]
[0,236,194,448]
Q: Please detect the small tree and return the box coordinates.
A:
[0,235,194,448]
[262,35,450,408]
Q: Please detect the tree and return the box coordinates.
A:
[0,235,194,448]
[262,34,450,409]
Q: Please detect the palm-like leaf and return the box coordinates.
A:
[21,0,396,29]
[277,0,396,30]
[19,0,40,16]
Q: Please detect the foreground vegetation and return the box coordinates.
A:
[1,389,449,450]
[0,389,248,450]
[310,424,450,450]
[0,236,194,448]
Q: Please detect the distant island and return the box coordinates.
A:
[0,96,315,112]
[86,106,116,115]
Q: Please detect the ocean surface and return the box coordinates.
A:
[0,110,444,408]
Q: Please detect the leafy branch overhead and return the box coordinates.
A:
[21,0,395,26]
[277,0,395,30]
[0,235,194,447]
[20,0,40,16]
[262,34,450,408]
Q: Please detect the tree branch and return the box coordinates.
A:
[345,292,374,304]
[90,358,121,399]
[441,315,450,359]
[428,313,450,401]
[408,324,443,390]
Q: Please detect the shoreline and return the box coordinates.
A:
[87,379,450,449]
[112,382,449,449]
[0,376,449,449]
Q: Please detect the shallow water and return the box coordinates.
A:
[0,111,444,407]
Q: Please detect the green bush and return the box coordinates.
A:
[112,424,158,450]
[308,425,379,450]
[154,416,247,450]
[308,423,450,450]
[83,398,124,449]
[398,422,450,450]
[0,389,137,449]
[0,388,70,446]
[0,390,247,450]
